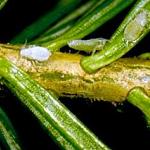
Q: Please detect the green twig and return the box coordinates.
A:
[81,0,150,73]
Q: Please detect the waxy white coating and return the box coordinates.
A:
[20,46,51,62]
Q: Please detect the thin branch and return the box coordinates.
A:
[0,44,150,102]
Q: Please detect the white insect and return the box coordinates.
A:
[20,45,51,62]
[135,11,148,27]
[124,10,149,42]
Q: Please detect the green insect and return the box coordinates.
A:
[68,38,107,52]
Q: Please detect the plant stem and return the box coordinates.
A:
[81,0,150,73]
[0,57,110,150]
[43,0,134,51]
[0,44,150,102]
[0,107,21,150]
[10,0,81,44]
[127,87,150,126]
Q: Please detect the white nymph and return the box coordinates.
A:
[124,10,149,42]
[20,45,51,62]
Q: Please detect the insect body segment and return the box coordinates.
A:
[68,38,107,52]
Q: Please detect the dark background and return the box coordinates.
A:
[0,0,150,150]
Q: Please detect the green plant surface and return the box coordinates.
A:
[0,107,21,150]
[0,1,150,149]
[138,52,150,59]
[32,0,97,45]
[0,57,110,150]
[0,0,8,10]
[0,0,7,10]
[10,0,81,44]
[127,87,150,126]
[42,0,134,51]
[81,0,150,73]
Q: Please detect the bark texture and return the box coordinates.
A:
[0,44,150,102]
